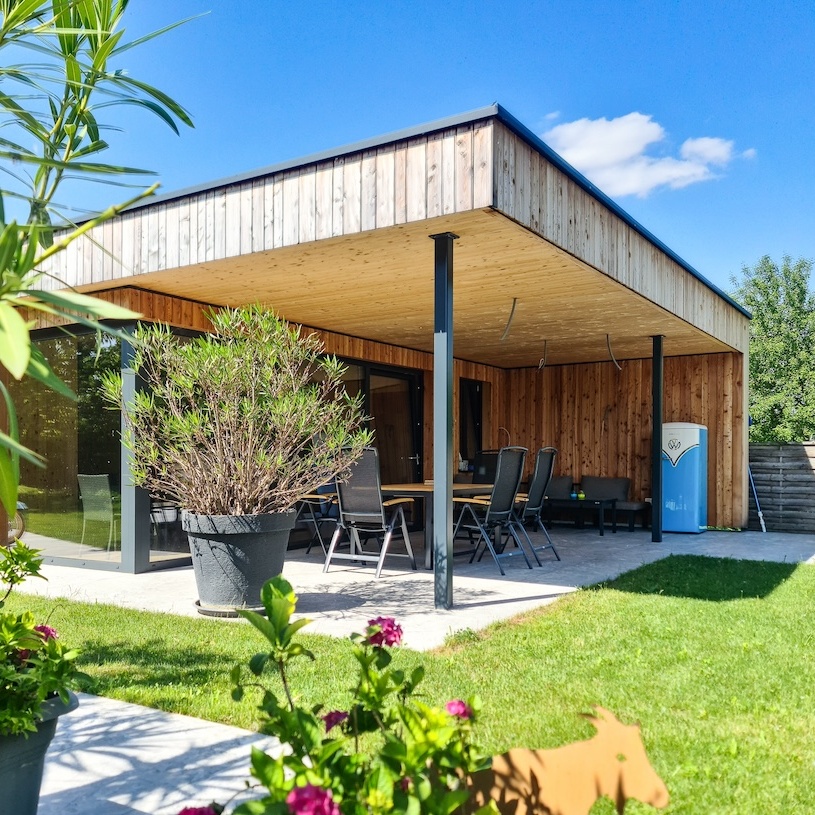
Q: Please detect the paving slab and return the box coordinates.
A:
[39,693,277,815]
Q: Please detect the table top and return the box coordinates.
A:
[382,483,490,496]
[544,497,617,506]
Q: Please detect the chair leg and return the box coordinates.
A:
[506,523,533,569]
[514,515,543,566]
[477,526,506,576]
[397,507,417,570]
[534,515,561,561]
[323,524,345,573]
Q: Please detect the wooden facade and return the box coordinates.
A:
[35,105,751,528]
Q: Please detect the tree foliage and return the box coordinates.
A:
[731,254,815,443]
[0,1,193,514]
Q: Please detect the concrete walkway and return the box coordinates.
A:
[23,527,815,813]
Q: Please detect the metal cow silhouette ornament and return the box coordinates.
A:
[466,707,669,815]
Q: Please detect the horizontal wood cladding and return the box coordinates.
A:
[492,122,748,354]
[24,288,215,333]
[493,352,747,529]
[748,444,815,532]
[40,122,494,292]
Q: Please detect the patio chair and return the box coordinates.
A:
[515,447,560,563]
[78,474,117,552]
[471,449,500,484]
[295,483,338,554]
[323,448,417,578]
[452,446,533,575]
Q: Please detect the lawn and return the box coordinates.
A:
[10,555,815,814]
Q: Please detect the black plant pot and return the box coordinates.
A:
[0,691,79,815]
[182,510,296,616]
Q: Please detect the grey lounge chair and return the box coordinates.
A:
[452,446,533,575]
[323,448,416,578]
[515,447,560,563]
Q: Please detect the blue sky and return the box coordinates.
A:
[67,0,815,294]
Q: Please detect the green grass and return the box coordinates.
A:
[9,555,815,814]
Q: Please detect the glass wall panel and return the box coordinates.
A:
[12,334,122,563]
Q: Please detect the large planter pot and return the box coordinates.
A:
[182,510,296,616]
[0,691,79,815]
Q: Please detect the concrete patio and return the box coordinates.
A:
[21,526,815,651]
[26,526,815,814]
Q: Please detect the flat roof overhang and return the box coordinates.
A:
[84,207,734,369]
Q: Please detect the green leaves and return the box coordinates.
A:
[106,306,371,514]
[732,255,815,442]
[0,299,31,378]
[230,577,488,815]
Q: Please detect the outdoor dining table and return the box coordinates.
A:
[380,482,492,569]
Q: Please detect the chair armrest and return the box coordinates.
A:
[383,497,414,508]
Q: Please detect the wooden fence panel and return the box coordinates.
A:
[748,444,815,532]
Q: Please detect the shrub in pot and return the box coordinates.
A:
[103,305,371,614]
[0,542,85,815]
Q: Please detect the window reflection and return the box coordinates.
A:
[12,334,122,562]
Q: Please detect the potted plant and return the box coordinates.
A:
[177,576,490,815]
[103,305,371,614]
[0,542,85,815]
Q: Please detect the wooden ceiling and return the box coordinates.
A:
[113,208,732,369]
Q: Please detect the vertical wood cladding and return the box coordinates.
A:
[32,289,746,528]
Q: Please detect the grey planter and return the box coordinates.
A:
[0,691,79,815]
[182,510,296,616]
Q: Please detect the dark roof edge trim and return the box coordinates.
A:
[116,102,749,320]
[492,104,750,319]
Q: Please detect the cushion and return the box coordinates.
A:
[580,476,630,502]
[545,475,573,500]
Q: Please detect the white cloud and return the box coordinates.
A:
[542,113,751,198]
[680,137,733,164]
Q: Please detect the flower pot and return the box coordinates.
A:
[0,691,79,815]
[182,510,296,616]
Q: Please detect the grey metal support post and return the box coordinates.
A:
[430,232,458,609]
[120,333,151,573]
[651,335,664,542]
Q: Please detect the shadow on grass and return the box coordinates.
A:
[594,554,798,601]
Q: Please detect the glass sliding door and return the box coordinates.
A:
[11,333,123,564]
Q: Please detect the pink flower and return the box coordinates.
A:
[399,777,413,792]
[445,699,473,720]
[366,616,403,647]
[287,784,340,815]
[322,710,349,732]
[35,624,58,641]
[177,807,222,815]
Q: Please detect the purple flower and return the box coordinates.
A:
[177,807,222,815]
[366,616,403,647]
[445,699,473,720]
[322,710,349,732]
[287,784,340,815]
[399,777,413,792]
[35,624,58,641]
